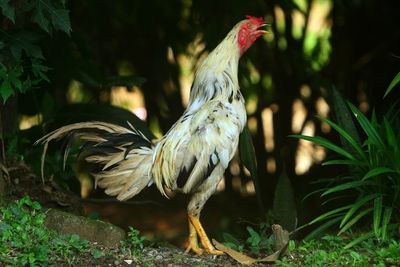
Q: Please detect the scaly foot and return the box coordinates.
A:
[188,214,224,255]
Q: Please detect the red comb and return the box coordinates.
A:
[245,15,265,24]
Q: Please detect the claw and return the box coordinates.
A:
[186,214,224,255]
[186,219,204,255]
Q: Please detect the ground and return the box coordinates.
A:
[1,160,276,267]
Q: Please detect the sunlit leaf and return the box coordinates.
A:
[289,134,355,160]
[383,71,400,98]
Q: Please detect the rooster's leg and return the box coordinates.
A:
[188,214,224,255]
[185,216,204,255]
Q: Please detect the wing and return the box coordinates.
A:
[152,100,244,196]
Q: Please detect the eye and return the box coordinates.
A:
[247,23,252,28]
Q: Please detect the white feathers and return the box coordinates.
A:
[211,153,218,165]
[218,149,230,169]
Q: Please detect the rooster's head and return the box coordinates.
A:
[237,16,267,55]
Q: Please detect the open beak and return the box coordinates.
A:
[256,23,268,35]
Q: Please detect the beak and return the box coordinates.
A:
[256,23,268,35]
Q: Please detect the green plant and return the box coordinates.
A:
[0,196,93,266]
[0,0,71,103]
[291,100,400,246]
[0,196,49,266]
[276,234,400,267]
[222,224,274,254]
[124,226,146,257]
[51,233,88,265]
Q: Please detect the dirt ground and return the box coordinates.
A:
[4,161,275,266]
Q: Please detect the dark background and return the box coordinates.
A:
[2,0,400,244]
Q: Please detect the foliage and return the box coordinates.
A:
[222,224,274,255]
[273,169,297,232]
[291,99,400,245]
[0,0,71,103]
[384,72,400,98]
[0,196,89,266]
[239,126,263,212]
[123,226,147,257]
[276,235,400,267]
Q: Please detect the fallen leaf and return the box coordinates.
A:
[212,238,289,265]
[212,239,258,265]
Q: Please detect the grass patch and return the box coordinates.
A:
[0,196,90,266]
[277,234,400,266]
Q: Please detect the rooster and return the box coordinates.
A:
[36,16,266,255]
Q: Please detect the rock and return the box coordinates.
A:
[45,208,126,247]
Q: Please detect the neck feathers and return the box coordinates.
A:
[188,28,241,109]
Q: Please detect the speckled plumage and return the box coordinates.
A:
[36,17,266,254]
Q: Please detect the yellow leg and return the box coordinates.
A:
[185,217,204,255]
[187,214,224,255]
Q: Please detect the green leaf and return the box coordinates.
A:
[239,126,263,212]
[344,231,375,249]
[308,205,352,225]
[0,79,13,103]
[0,0,15,23]
[373,197,382,238]
[329,86,362,158]
[8,31,43,60]
[362,167,395,180]
[322,180,366,196]
[383,72,400,98]
[322,159,366,167]
[340,194,378,228]
[383,117,396,148]
[338,208,372,235]
[317,115,365,160]
[289,134,355,160]
[50,8,71,34]
[31,1,51,33]
[273,169,297,231]
[32,60,51,82]
[381,208,392,241]
[347,102,384,148]
[304,217,342,241]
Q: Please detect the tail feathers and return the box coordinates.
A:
[35,121,155,200]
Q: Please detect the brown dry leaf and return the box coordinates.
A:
[212,239,258,265]
[212,239,288,265]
